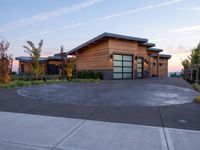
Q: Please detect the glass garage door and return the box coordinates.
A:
[137,57,143,78]
[113,54,133,79]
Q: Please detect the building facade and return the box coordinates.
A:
[66,32,171,80]
[15,55,65,75]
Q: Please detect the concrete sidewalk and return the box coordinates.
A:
[0,111,199,150]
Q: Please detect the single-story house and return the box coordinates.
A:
[64,32,171,79]
[15,55,65,75]
[16,32,171,79]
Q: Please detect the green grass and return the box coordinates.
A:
[192,83,200,92]
[194,95,200,104]
[0,79,101,89]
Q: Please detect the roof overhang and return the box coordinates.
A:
[15,56,48,62]
[139,42,155,47]
[66,32,149,55]
[147,48,163,52]
[150,54,171,59]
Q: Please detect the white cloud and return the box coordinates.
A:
[0,0,104,32]
[11,22,83,42]
[179,7,200,11]
[96,0,183,21]
[170,25,200,33]
[36,22,83,36]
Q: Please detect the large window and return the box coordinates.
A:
[113,54,133,79]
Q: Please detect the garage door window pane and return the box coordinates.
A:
[113,67,122,72]
[123,55,132,61]
[123,61,132,67]
[123,67,132,72]
[137,59,142,63]
[123,73,132,78]
[113,61,122,66]
[113,73,122,79]
[113,55,122,60]
[137,64,142,67]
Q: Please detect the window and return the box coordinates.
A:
[159,63,162,66]
[153,63,156,66]
[20,64,24,72]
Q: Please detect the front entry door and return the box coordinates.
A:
[113,54,133,79]
[137,57,143,78]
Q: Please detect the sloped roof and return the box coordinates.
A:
[15,56,48,62]
[66,32,149,55]
[147,48,163,52]
[150,54,171,59]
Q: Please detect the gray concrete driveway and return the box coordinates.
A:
[0,78,200,150]
[17,78,198,106]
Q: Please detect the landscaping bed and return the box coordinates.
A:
[0,79,101,90]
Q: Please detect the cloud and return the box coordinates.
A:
[11,22,83,42]
[170,25,200,33]
[0,0,104,32]
[96,0,183,21]
[36,22,83,36]
[179,7,200,11]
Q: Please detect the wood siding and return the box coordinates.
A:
[76,40,111,70]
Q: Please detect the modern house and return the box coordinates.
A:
[15,55,66,75]
[65,32,171,80]
[16,32,171,79]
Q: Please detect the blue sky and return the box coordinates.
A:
[0,0,200,71]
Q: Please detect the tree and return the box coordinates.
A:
[23,40,43,79]
[0,40,13,83]
[181,58,190,80]
[181,42,200,82]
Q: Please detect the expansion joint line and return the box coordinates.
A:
[51,106,100,150]
[159,107,170,150]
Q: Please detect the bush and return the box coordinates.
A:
[2,80,31,89]
[72,79,101,83]
[194,96,200,104]
[76,71,102,79]
[46,79,63,84]
[192,83,200,92]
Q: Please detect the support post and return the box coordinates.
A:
[157,54,159,77]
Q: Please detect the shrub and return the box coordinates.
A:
[76,71,102,79]
[46,79,63,84]
[192,83,200,92]
[194,96,200,104]
[31,80,44,85]
[2,80,31,89]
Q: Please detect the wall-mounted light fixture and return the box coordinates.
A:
[135,56,137,61]
[110,54,113,60]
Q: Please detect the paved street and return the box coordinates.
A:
[0,78,200,150]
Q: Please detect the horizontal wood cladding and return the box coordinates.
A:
[150,57,168,77]
[109,38,138,54]
[76,40,111,70]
